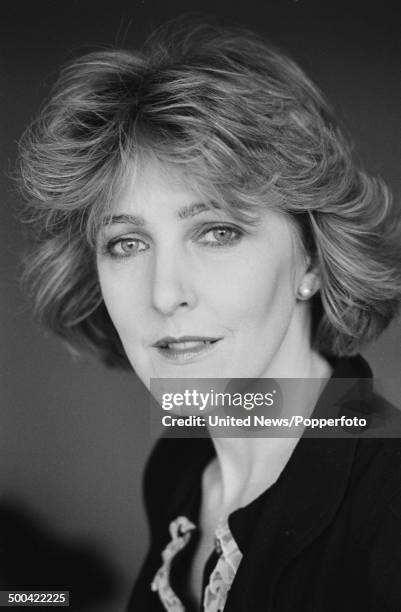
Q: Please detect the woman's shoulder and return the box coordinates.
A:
[362,388,401,437]
[350,432,401,534]
[351,384,401,487]
[352,436,401,605]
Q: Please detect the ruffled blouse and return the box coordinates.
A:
[151,515,243,612]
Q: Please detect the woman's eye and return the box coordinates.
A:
[106,237,148,258]
[199,225,243,247]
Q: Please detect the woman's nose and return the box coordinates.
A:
[151,248,198,316]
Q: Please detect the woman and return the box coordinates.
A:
[18,18,401,612]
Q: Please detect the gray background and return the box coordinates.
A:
[1,1,400,610]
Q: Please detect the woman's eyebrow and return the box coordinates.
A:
[100,213,146,227]
[177,202,220,219]
[100,202,221,227]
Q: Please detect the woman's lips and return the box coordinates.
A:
[153,338,221,363]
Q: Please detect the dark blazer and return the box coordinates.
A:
[127,355,401,611]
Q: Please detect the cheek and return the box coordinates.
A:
[206,251,293,327]
[97,268,144,339]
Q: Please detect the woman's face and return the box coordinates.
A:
[96,158,312,387]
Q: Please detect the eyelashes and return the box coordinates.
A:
[101,223,246,260]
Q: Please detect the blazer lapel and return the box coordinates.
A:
[225,434,358,610]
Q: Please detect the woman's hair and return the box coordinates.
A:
[18,17,401,369]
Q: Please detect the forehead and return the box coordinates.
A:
[112,156,210,218]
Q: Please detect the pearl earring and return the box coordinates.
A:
[298,285,312,299]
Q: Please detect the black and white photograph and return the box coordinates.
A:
[1,1,401,611]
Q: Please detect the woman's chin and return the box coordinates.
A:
[148,362,223,381]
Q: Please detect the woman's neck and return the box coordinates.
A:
[205,350,333,520]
